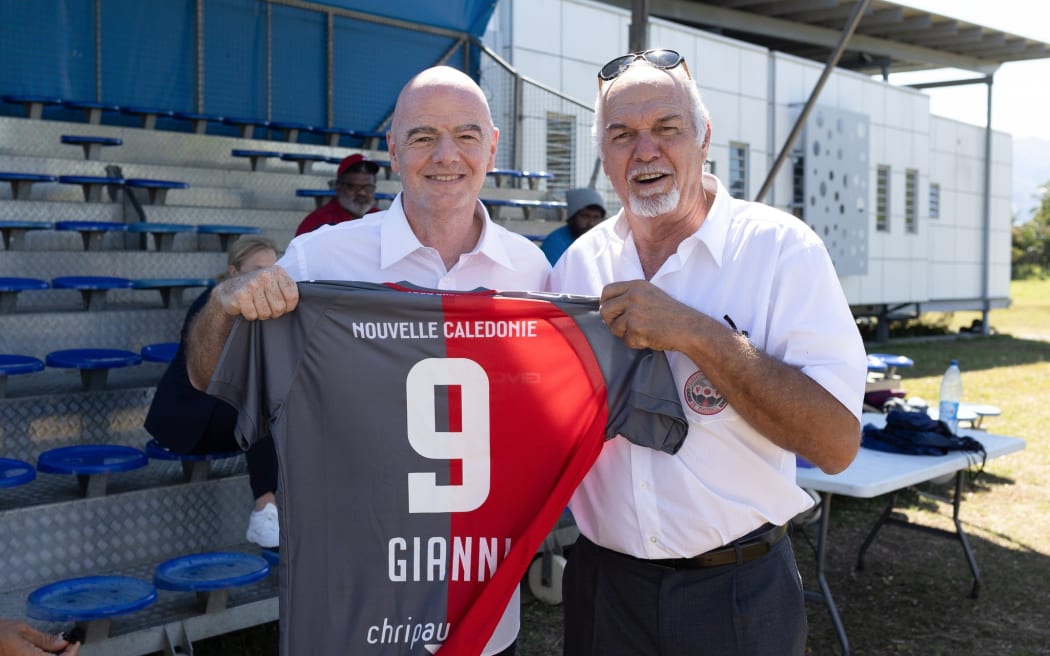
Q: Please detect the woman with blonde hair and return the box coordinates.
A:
[146,235,282,548]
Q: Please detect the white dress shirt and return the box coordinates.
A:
[550,174,867,559]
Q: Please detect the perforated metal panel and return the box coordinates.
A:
[797,105,869,276]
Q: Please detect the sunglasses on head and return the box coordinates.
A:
[598,49,691,85]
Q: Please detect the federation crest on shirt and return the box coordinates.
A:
[684,369,727,415]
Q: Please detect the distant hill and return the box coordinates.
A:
[1013,138,1050,223]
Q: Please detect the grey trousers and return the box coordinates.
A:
[562,534,807,656]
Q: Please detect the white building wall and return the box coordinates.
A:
[488,0,1012,310]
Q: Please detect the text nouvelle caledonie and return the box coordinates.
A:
[351,320,538,340]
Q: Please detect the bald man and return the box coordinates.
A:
[186,66,549,656]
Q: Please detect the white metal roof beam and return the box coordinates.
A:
[652,0,1001,72]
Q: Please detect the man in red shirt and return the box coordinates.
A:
[295,153,380,236]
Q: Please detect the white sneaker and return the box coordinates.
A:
[246,502,279,548]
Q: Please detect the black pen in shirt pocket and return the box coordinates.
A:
[723,314,749,338]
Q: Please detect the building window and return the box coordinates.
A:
[929,182,940,219]
[545,112,575,191]
[905,169,918,233]
[729,142,748,199]
[791,154,804,220]
[876,165,890,232]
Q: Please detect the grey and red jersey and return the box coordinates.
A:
[209,280,687,655]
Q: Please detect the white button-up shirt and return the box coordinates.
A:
[550,175,866,559]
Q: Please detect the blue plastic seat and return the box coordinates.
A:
[124,178,189,205]
[350,128,385,150]
[268,120,315,142]
[0,277,49,313]
[520,170,554,189]
[231,149,282,171]
[0,457,36,488]
[481,197,567,221]
[131,278,211,308]
[2,94,63,119]
[0,172,58,201]
[27,575,157,643]
[0,353,46,397]
[279,152,328,174]
[145,438,241,482]
[56,175,125,203]
[314,126,357,147]
[140,342,179,363]
[221,116,270,139]
[120,105,176,129]
[868,353,914,378]
[172,111,225,134]
[487,168,526,187]
[154,552,270,613]
[196,224,261,251]
[44,347,142,390]
[125,222,196,251]
[53,220,127,250]
[866,354,888,372]
[0,220,53,249]
[60,134,123,160]
[52,276,133,310]
[296,188,334,209]
[0,457,35,489]
[37,444,149,496]
[63,100,121,124]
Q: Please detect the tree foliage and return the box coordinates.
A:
[1012,180,1050,279]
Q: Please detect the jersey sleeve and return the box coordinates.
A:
[206,285,323,449]
[544,293,689,455]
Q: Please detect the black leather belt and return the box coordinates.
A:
[604,523,790,570]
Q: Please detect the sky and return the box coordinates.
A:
[890,1,1050,139]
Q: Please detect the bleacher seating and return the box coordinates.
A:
[0,172,57,200]
[0,99,546,651]
[1,94,63,119]
[172,110,225,134]
[57,175,125,202]
[231,148,282,171]
[120,106,176,130]
[0,457,35,487]
[37,444,150,497]
[26,575,158,643]
[51,276,134,310]
[0,277,49,312]
[140,342,178,363]
[44,347,142,390]
[63,100,122,125]
[153,552,270,613]
[0,355,44,397]
[125,222,197,251]
[54,220,128,249]
[124,178,189,205]
[145,438,241,482]
[0,220,53,249]
[131,278,212,308]
[60,134,123,160]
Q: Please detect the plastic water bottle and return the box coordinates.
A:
[938,360,962,434]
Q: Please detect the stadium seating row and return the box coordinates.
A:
[2,93,386,148]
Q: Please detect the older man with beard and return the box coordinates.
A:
[295,153,381,235]
[550,49,868,655]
